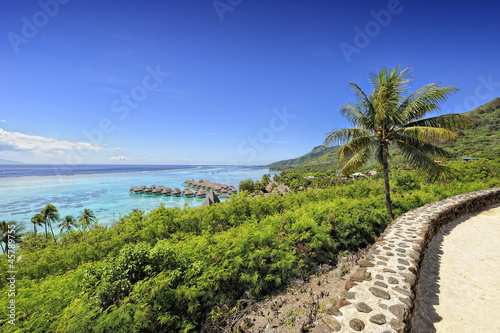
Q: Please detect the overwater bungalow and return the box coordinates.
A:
[172,188,181,196]
[162,187,172,195]
[197,189,206,197]
[152,188,163,195]
[184,189,195,197]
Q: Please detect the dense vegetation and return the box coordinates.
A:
[1,158,500,332]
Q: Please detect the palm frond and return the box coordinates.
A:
[324,128,371,147]
[399,84,459,123]
[348,82,375,126]
[413,143,453,158]
[395,139,454,181]
[371,66,413,128]
[338,135,377,163]
[405,113,473,131]
[340,103,366,127]
[394,126,459,145]
[336,146,373,182]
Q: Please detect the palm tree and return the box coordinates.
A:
[1,221,25,254]
[0,221,8,254]
[324,66,470,219]
[31,213,44,235]
[41,204,59,241]
[78,209,96,231]
[58,215,76,234]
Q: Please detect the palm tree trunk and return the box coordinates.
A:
[44,221,48,239]
[49,222,57,242]
[382,144,394,220]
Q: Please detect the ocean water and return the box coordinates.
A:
[0,165,277,231]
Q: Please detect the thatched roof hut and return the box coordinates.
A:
[184,189,195,197]
[144,188,153,193]
[162,188,171,195]
[201,191,221,207]
[172,188,181,196]
[197,189,206,197]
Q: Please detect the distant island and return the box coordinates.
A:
[0,158,24,164]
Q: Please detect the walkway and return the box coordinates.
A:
[411,203,500,332]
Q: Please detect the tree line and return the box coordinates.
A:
[1,205,97,253]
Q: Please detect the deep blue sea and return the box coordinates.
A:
[0,164,277,231]
[0,164,196,178]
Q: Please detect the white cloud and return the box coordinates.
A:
[0,129,102,152]
[1,120,5,123]
[110,155,127,160]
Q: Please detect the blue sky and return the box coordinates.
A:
[0,0,499,165]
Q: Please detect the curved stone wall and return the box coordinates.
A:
[312,187,500,333]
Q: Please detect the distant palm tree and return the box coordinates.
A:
[41,204,60,241]
[78,209,96,231]
[58,215,76,234]
[31,213,44,235]
[0,221,8,254]
[1,221,25,254]
[324,66,470,219]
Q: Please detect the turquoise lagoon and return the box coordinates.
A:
[0,165,277,230]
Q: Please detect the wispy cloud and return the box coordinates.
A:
[1,120,6,123]
[110,155,127,160]
[0,129,102,152]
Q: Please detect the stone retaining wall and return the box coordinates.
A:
[312,187,500,333]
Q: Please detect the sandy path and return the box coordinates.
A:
[412,203,500,332]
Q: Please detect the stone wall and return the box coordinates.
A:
[312,187,500,333]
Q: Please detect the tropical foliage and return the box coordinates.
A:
[1,158,499,332]
[324,66,471,218]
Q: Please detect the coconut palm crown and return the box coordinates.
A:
[324,66,471,219]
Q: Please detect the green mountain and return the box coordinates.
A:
[443,97,500,159]
[269,97,500,172]
[267,145,337,169]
